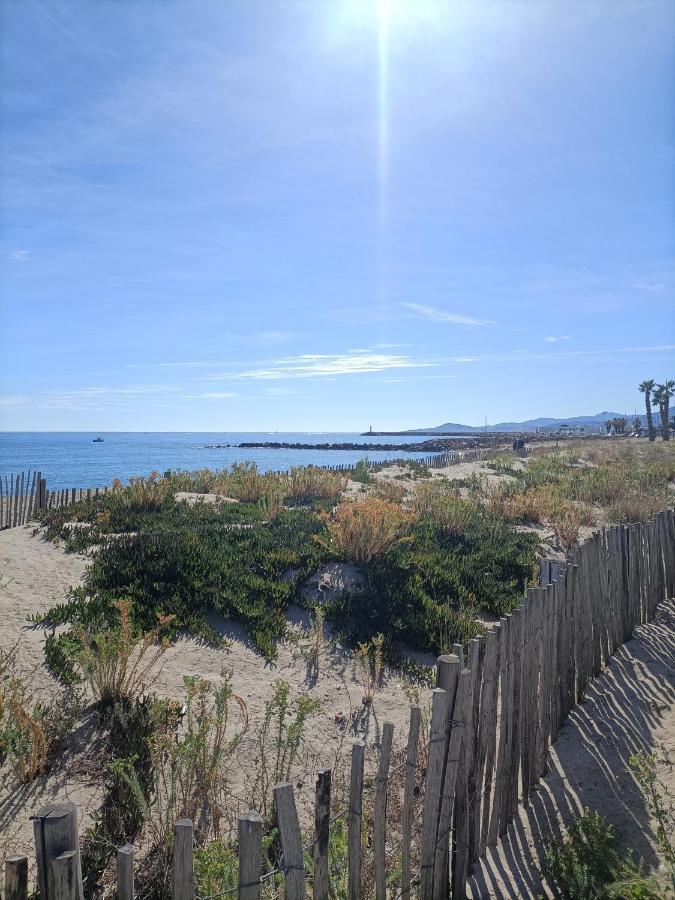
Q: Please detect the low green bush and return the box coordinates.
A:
[330,514,538,655]
[541,809,658,899]
[38,509,327,659]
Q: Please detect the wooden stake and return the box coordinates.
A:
[50,851,80,900]
[274,783,305,900]
[172,819,193,900]
[313,771,331,900]
[420,688,450,898]
[348,741,365,900]
[117,844,134,900]
[401,705,421,900]
[4,855,28,900]
[373,723,394,900]
[238,810,263,900]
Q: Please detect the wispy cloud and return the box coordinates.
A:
[206,350,438,381]
[631,281,670,294]
[543,335,571,343]
[0,384,178,411]
[449,344,675,364]
[400,303,496,327]
[7,249,30,262]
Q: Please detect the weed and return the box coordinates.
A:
[258,482,285,521]
[317,498,413,566]
[1,648,44,782]
[355,634,384,704]
[541,809,658,898]
[111,472,172,511]
[151,673,248,842]
[630,748,675,892]
[73,599,173,704]
[371,479,407,505]
[194,841,238,898]
[249,680,318,820]
[351,458,373,485]
[413,482,476,533]
[284,466,346,504]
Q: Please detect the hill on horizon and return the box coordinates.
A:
[408,411,658,433]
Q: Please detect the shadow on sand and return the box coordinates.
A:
[468,598,675,898]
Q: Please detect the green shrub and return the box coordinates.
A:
[331,515,538,655]
[38,509,327,659]
[541,809,658,899]
[351,458,373,485]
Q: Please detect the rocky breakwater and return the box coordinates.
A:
[236,438,473,452]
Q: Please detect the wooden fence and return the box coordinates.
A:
[3,508,673,899]
[0,471,47,530]
[0,473,113,530]
[0,450,491,531]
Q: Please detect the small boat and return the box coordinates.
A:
[93,436,104,442]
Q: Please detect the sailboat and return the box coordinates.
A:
[93,436,104,442]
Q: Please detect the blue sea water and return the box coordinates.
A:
[0,432,439,491]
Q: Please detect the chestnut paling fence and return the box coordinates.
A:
[0,449,491,530]
[3,510,674,900]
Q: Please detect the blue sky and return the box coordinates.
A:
[1,0,674,431]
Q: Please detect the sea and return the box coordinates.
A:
[0,432,441,491]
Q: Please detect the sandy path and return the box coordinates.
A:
[469,598,675,898]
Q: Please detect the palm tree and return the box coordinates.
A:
[657,380,674,441]
[639,379,656,441]
[652,385,664,439]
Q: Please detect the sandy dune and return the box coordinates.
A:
[0,527,427,863]
[1,524,673,897]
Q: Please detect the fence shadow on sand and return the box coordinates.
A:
[470,597,675,899]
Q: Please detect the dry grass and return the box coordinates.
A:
[411,481,476,533]
[0,646,47,782]
[218,463,279,503]
[111,471,172,510]
[371,479,407,505]
[606,490,670,524]
[283,466,346,504]
[317,498,413,566]
[74,600,173,704]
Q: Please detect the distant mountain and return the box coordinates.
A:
[411,411,647,434]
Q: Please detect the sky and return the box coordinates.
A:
[1,0,674,432]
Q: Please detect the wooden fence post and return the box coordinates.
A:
[487,616,511,845]
[452,641,482,899]
[348,741,365,900]
[172,819,193,900]
[401,705,421,900]
[32,802,81,900]
[420,688,450,898]
[313,771,331,900]
[432,670,471,900]
[374,722,394,900]
[4,855,28,900]
[238,810,263,900]
[477,623,500,857]
[274,783,305,900]
[50,851,80,900]
[433,655,461,897]
[117,844,134,900]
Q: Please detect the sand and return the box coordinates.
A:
[2,508,673,896]
[469,598,675,898]
[0,526,428,865]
